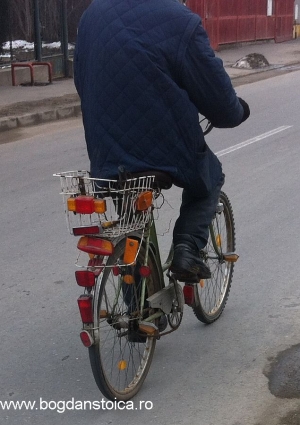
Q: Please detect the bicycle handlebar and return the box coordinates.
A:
[199,116,213,136]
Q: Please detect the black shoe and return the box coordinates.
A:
[170,243,211,283]
[158,315,168,332]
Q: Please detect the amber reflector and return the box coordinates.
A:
[118,360,127,370]
[94,199,106,214]
[123,238,139,264]
[123,275,135,284]
[136,191,153,211]
[77,237,114,256]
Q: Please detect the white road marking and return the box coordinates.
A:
[216,125,292,158]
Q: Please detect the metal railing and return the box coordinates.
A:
[0,0,91,77]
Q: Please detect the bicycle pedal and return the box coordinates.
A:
[138,321,158,336]
[223,252,239,262]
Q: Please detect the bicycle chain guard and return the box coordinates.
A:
[146,281,184,316]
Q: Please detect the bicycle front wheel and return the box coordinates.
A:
[193,191,235,324]
[89,238,161,401]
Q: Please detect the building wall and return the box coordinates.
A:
[187,0,294,49]
[295,0,300,23]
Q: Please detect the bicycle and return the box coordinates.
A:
[54,124,238,401]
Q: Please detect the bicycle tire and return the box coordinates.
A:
[193,191,235,324]
[89,237,161,401]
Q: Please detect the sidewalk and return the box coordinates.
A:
[1,37,300,135]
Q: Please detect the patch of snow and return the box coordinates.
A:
[1,40,75,51]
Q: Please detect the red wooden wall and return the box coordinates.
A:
[187,0,294,50]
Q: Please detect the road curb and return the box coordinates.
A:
[0,103,81,133]
[1,59,300,134]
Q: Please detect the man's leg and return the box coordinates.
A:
[170,176,224,281]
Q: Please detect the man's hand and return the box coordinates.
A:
[238,97,250,123]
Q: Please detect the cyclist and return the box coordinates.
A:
[74,0,250,283]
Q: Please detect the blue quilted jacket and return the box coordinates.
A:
[74,0,244,196]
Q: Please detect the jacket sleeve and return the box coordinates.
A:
[179,23,244,128]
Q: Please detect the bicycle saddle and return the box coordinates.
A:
[120,170,173,190]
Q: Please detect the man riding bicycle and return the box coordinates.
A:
[74,0,250,283]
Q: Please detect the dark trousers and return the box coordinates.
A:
[173,174,225,251]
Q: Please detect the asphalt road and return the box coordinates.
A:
[1,70,300,425]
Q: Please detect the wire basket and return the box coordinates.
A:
[54,171,157,238]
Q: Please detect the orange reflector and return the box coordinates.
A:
[94,199,106,214]
[67,196,106,215]
[123,238,139,264]
[199,279,205,288]
[67,197,76,212]
[223,253,239,262]
[123,275,135,284]
[136,191,153,211]
[99,310,108,318]
[77,237,114,256]
[216,234,222,247]
[118,360,127,371]
[102,221,118,229]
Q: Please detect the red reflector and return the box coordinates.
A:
[88,258,104,276]
[77,295,93,323]
[183,285,195,305]
[73,226,101,236]
[113,266,120,276]
[139,266,151,277]
[77,237,114,256]
[75,196,95,214]
[80,330,94,347]
[75,270,95,287]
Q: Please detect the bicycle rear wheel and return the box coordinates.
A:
[193,191,235,324]
[89,238,161,401]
